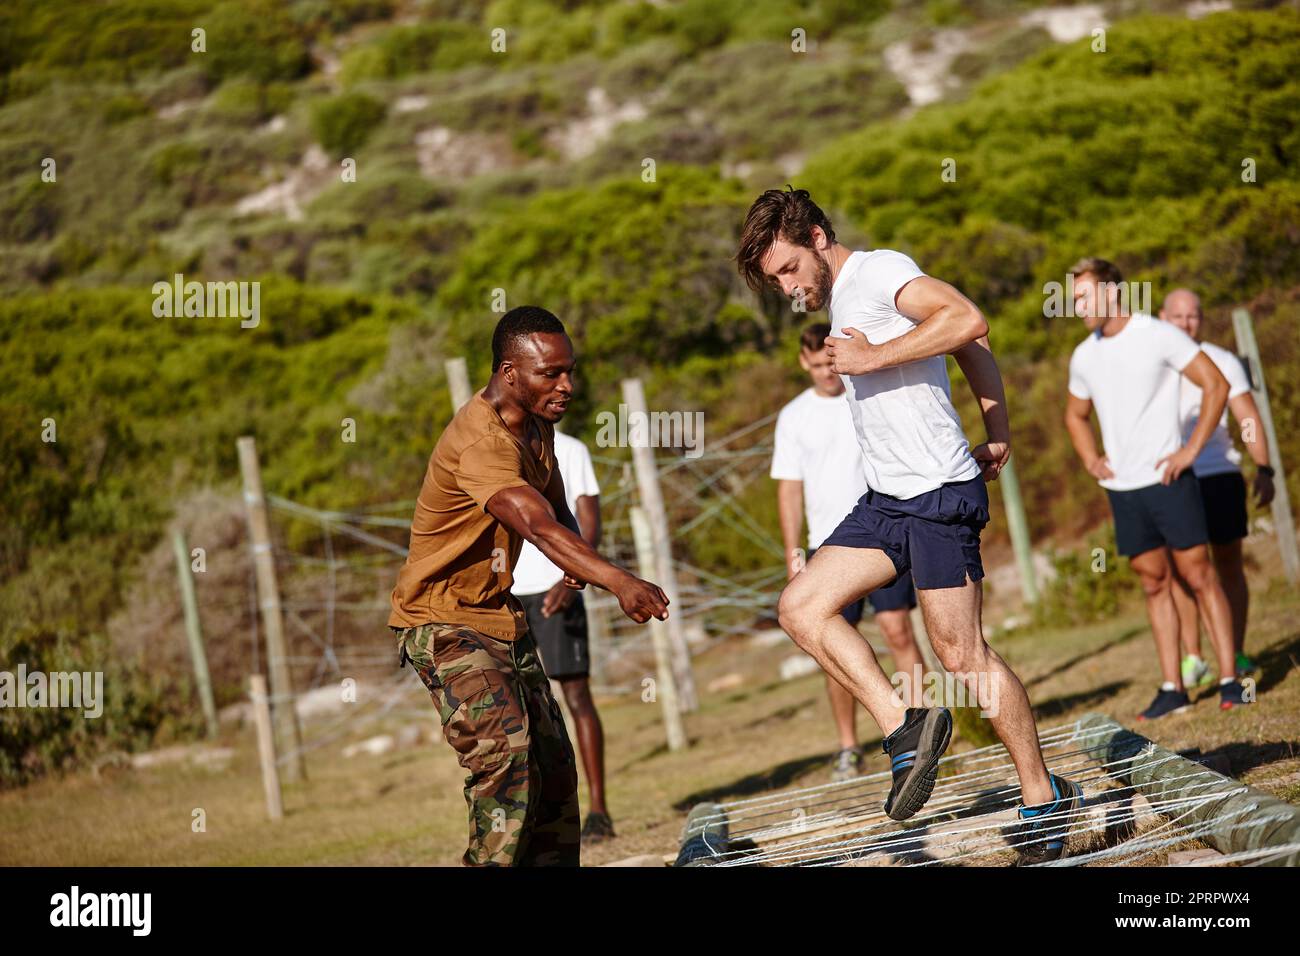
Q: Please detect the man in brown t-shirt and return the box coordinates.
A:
[390,305,669,866]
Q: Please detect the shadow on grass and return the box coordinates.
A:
[1256,630,1300,693]
[741,697,818,730]
[1032,679,1130,720]
[1024,626,1146,690]
[673,750,834,810]
[1183,740,1300,778]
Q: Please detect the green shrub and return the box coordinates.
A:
[209,78,295,124]
[1034,526,1142,629]
[310,91,386,158]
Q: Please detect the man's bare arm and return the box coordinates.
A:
[776,479,804,579]
[575,494,601,548]
[1157,353,1229,483]
[1229,391,1276,507]
[540,493,602,617]
[543,465,581,537]
[953,335,1011,480]
[825,276,989,376]
[1064,393,1115,482]
[486,484,667,622]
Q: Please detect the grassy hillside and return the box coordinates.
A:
[2,1,1299,784]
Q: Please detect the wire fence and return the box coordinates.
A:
[245,410,787,707]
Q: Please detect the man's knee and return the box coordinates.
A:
[561,678,594,716]
[1177,554,1219,593]
[1134,557,1172,597]
[1212,544,1244,580]
[878,613,914,652]
[930,637,987,676]
[777,583,813,637]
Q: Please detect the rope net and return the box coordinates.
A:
[685,719,1292,867]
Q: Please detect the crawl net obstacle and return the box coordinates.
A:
[673,713,1300,868]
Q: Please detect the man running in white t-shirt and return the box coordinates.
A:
[1159,288,1274,697]
[772,321,924,782]
[511,431,615,843]
[738,187,1077,864]
[1063,259,1251,718]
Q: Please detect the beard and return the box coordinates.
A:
[803,254,835,312]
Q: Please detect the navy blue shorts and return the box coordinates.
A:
[867,568,918,614]
[821,476,989,591]
[1105,471,1209,557]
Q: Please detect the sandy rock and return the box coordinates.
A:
[750,628,790,648]
[342,734,395,758]
[780,654,821,682]
[707,672,744,694]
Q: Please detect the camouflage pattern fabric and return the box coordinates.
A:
[393,622,580,866]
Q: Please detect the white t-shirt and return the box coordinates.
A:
[770,387,870,548]
[1180,340,1252,478]
[1067,313,1202,491]
[827,249,981,500]
[510,431,601,596]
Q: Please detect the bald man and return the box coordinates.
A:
[1160,289,1274,698]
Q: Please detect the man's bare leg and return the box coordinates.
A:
[877,608,923,707]
[1170,544,1237,680]
[1211,539,1249,655]
[777,546,908,736]
[558,676,607,817]
[825,675,858,750]
[1129,547,1184,688]
[917,577,1053,806]
[1170,563,1203,660]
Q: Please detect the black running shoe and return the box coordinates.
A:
[1137,687,1190,721]
[580,812,616,845]
[1219,679,1252,710]
[881,707,952,821]
[1014,773,1083,865]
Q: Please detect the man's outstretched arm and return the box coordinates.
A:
[825,276,988,376]
[487,484,668,623]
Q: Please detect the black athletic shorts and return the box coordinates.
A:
[1105,471,1209,558]
[518,591,589,679]
[821,476,989,590]
[1198,471,1249,545]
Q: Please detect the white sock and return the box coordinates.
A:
[1160,681,1177,692]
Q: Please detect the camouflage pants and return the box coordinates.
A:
[393,622,580,866]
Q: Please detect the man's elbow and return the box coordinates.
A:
[962,306,989,345]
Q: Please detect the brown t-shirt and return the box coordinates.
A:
[389,391,555,640]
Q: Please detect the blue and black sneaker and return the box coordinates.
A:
[1013,773,1083,865]
[881,707,952,821]
[1137,687,1190,721]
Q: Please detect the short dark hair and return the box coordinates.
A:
[491,306,567,372]
[1069,256,1123,285]
[799,322,831,353]
[736,186,836,293]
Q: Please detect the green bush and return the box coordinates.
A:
[209,78,295,124]
[1034,526,1142,629]
[310,91,386,158]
